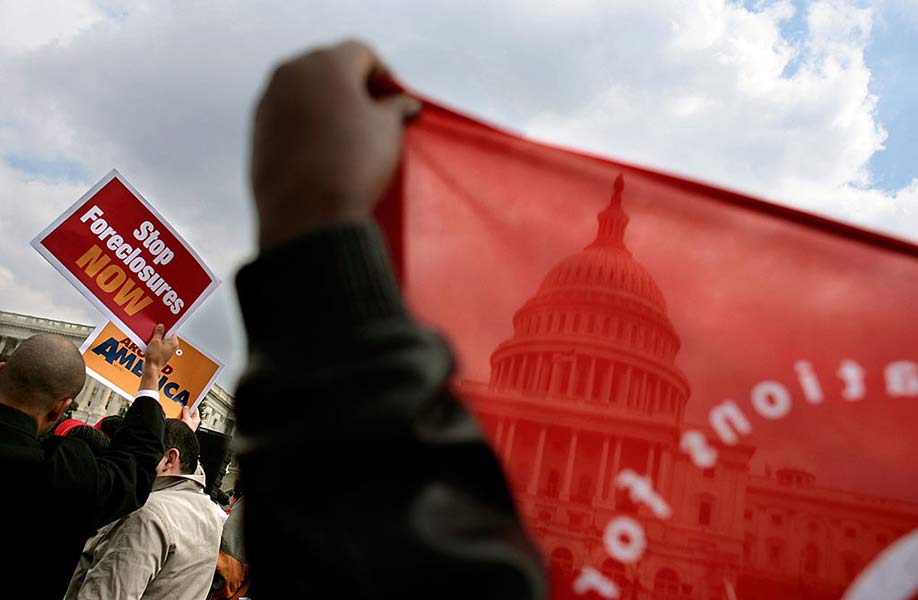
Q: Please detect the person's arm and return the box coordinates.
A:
[235,41,545,598]
[91,325,176,526]
[71,508,169,600]
[47,326,174,533]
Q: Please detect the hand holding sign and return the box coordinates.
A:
[140,324,179,392]
[180,405,201,432]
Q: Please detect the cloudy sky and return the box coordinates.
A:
[1,0,916,388]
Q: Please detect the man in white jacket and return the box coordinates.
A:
[65,415,225,600]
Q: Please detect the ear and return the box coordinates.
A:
[165,447,181,472]
[35,397,72,436]
[47,398,72,425]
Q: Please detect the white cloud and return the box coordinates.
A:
[0,0,914,386]
[0,0,103,53]
[522,1,912,241]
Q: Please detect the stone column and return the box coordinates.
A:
[618,367,632,405]
[548,361,560,395]
[534,354,544,391]
[568,355,579,397]
[528,426,547,495]
[530,355,540,392]
[634,372,645,410]
[560,431,579,501]
[609,438,623,505]
[601,361,614,404]
[585,358,597,401]
[596,436,610,502]
[516,355,528,388]
[658,448,673,498]
[503,420,517,463]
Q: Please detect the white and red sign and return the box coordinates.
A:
[32,170,219,348]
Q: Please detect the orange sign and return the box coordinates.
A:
[79,321,223,419]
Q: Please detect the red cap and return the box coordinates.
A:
[53,419,86,437]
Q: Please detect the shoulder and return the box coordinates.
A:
[108,502,171,545]
[144,484,218,523]
[186,486,228,526]
[83,505,171,565]
[140,490,176,523]
[41,436,100,493]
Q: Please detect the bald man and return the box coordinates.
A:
[0,325,176,599]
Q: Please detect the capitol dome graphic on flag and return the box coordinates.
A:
[457,175,918,600]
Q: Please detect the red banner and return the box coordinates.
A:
[32,170,219,348]
[385,101,918,599]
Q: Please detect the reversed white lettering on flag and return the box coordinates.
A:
[680,430,717,468]
[573,357,918,596]
[614,470,671,520]
[603,517,646,564]
[573,567,619,598]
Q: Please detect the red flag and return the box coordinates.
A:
[383,101,918,599]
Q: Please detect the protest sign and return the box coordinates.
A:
[79,321,223,419]
[382,101,918,599]
[32,170,219,348]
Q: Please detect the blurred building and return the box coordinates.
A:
[458,176,918,600]
[0,309,235,435]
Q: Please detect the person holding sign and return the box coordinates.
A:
[234,41,545,598]
[0,324,178,599]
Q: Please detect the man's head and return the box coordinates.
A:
[0,335,85,435]
[67,425,111,456]
[95,414,125,440]
[157,419,200,476]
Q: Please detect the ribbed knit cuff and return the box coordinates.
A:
[235,222,407,340]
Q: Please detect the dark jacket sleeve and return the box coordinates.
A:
[234,223,546,599]
[47,396,165,530]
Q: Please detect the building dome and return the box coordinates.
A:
[533,246,667,315]
[533,173,667,315]
[487,175,689,422]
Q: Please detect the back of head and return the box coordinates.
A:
[164,419,200,474]
[0,335,85,411]
[95,415,125,439]
[67,425,110,456]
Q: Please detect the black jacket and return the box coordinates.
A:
[0,396,165,599]
[234,223,546,598]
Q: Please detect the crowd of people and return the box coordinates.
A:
[0,40,546,599]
